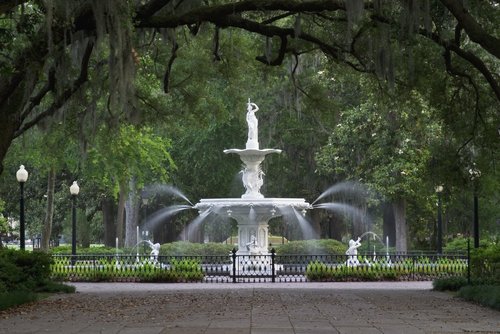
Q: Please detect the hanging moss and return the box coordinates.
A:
[345,0,364,43]
[91,0,136,121]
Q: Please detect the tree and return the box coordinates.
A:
[86,124,174,247]
[316,84,443,252]
[1,0,498,177]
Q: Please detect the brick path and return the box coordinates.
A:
[0,282,498,334]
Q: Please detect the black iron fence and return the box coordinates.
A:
[51,249,468,283]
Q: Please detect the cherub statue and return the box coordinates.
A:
[345,237,362,267]
[146,240,161,262]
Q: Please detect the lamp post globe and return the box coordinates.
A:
[16,165,28,183]
[70,181,80,196]
[16,165,28,250]
[70,181,79,263]
[435,185,444,254]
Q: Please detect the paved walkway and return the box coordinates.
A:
[0,282,498,334]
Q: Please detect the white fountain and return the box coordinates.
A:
[194,99,311,256]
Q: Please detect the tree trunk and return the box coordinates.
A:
[116,181,127,248]
[102,197,116,247]
[393,198,407,253]
[125,178,140,248]
[41,167,56,250]
[382,202,396,247]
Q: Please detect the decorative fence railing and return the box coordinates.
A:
[51,250,468,283]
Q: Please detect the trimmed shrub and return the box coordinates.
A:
[457,285,500,311]
[470,243,500,284]
[275,239,346,255]
[51,245,122,255]
[433,276,468,291]
[0,249,52,292]
[159,241,233,257]
[0,291,38,310]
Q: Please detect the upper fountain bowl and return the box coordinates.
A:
[194,197,312,222]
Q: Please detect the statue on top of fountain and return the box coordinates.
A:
[246,99,259,150]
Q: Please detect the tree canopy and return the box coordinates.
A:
[1,0,499,175]
[0,0,498,250]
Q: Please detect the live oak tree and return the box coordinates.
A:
[1,0,499,175]
[0,1,498,248]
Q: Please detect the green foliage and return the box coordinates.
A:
[274,239,346,255]
[457,285,500,311]
[51,245,122,255]
[51,255,204,282]
[443,237,470,253]
[304,256,467,282]
[35,281,76,293]
[470,243,500,283]
[87,124,175,191]
[432,276,469,291]
[0,198,7,240]
[315,90,439,199]
[0,248,74,310]
[0,291,38,311]
[305,260,400,282]
[0,249,53,292]
[159,241,233,257]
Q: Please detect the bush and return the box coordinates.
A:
[0,249,53,292]
[433,276,468,291]
[0,249,74,311]
[0,291,38,310]
[470,243,500,283]
[457,285,500,311]
[51,245,121,255]
[305,260,400,282]
[159,241,233,257]
[275,239,346,255]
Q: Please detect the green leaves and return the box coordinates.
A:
[316,88,440,200]
[86,124,175,193]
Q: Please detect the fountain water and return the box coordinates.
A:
[193,99,311,255]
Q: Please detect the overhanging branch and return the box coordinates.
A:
[14,40,94,137]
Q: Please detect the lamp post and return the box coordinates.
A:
[435,185,444,254]
[468,165,481,248]
[16,165,28,250]
[70,181,80,262]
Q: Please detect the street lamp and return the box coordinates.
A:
[435,185,444,254]
[70,181,80,262]
[468,165,481,248]
[16,165,28,250]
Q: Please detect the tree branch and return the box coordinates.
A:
[21,67,56,120]
[137,0,345,28]
[428,30,500,104]
[0,0,29,15]
[163,40,179,93]
[256,34,287,65]
[14,40,94,137]
[136,0,174,19]
[439,0,500,60]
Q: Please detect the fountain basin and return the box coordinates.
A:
[194,198,311,218]
[194,198,311,255]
